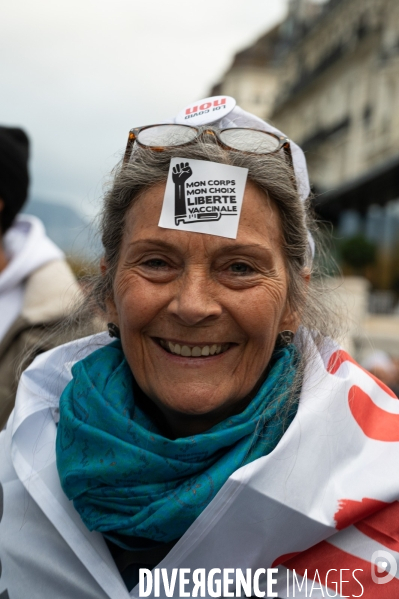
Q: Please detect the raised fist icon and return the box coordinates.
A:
[172,162,192,184]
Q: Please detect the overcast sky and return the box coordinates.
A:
[1,0,288,218]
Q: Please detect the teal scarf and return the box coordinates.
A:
[56,340,299,549]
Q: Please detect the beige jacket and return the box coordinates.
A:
[0,258,83,429]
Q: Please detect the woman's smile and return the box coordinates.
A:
[157,337,232,357]
[106,179,298,435]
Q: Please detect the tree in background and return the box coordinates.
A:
[340,234,377,275]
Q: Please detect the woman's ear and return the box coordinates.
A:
[280,306,300,335]
[280,268,311,334]
[100,258,119,326]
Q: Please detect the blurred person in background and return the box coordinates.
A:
[0,126,82,429]
[362,349,399,396]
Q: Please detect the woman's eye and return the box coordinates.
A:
[143,258,169,269]
[228,262,254,275]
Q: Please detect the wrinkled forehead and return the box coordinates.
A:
[125,179,285,253]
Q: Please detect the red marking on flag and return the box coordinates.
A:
[334,498,389,530]
[355,501,399,553]
[349,385,399,441]
[283,540,399,598]
[272,551,300,568]
[356,520,399,553]
[327,350,397,398]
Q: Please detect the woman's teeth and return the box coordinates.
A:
[159,339,229,357]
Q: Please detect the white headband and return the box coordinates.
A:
[162,96,313,258]
[171,96,311,203]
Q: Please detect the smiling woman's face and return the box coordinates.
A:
[106,180,299,436]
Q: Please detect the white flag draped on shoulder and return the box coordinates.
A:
[1,332,399,599]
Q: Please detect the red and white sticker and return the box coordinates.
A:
[175,96,236,127]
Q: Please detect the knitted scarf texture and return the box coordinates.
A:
[56,340,299,548]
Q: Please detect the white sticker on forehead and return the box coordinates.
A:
[158,158,248,239]
[175,96,236,126]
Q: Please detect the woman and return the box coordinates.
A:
[1,97,398,599]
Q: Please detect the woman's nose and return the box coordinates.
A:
[167,271,222,326]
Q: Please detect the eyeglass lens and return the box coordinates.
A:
[219,129,280,154]
[137,125,198,147]
[136,124,281,154]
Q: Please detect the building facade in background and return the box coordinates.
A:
[211,0,399,291]
[211,0,324,119]
[210,25,282,120]
[273,0,399,215]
